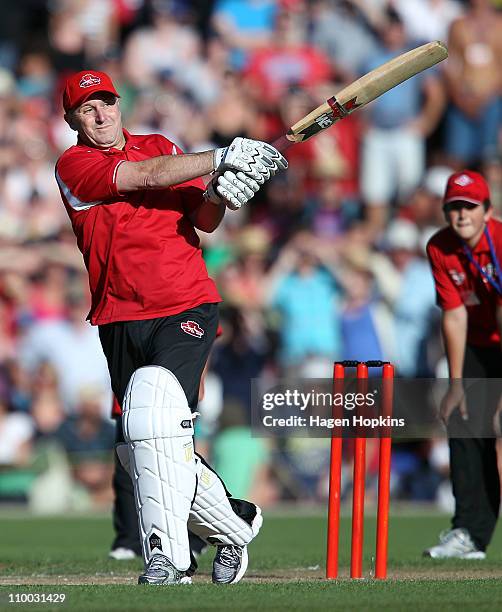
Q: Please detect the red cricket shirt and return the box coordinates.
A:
[426,217,502,347]
[55,129,221,325]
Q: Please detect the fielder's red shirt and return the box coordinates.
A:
[426,217,502,347]
[56,129,221,325]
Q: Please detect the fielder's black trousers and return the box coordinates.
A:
[449,344,502,550]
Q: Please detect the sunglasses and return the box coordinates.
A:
[443,201,481,213]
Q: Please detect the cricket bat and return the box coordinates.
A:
[272,41,448,152]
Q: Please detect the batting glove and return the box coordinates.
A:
[214,137,288,184]
[204,170,261,210]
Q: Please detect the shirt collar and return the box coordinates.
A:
[121,129,136,151]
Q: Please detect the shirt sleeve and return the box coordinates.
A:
[426,241,463,310]
[56,149,125,210]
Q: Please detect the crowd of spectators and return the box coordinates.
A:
[0,0,501,512]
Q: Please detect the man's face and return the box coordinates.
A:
[444,200,491,243]
[67,92,124,149]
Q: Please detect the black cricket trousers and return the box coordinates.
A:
[449,344,502,550]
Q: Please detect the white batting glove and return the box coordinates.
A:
[204,170,261,210]
[214,137,288,184]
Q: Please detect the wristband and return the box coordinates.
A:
[204,180,224,205]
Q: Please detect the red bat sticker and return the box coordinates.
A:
[327,96,361,119]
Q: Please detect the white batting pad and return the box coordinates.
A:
[122,366,196,571]
[188,455,262,546]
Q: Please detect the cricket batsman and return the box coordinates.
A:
[55,70,287,584]
[425,170,502,558]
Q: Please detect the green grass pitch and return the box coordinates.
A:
[1,510,502,610]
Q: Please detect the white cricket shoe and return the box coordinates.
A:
[212,545,248,584]
[108,547,138,560]
[138,554,192,585]
[423,528,486,559]
[212,506,263,584]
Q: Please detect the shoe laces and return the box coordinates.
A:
[148,554,170,572]
[217,546,242,568]
[439,528,469,545]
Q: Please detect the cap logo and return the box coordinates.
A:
[454,174,473,187]
[79,73,101,88]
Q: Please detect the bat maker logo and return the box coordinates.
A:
[79,73,101,88]
[315,113,335,129]
[181,320,205,338]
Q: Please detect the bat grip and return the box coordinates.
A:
[272,135,293,153]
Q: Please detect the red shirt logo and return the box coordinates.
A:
[79,74,101,88]
[448,269,466,286]
[181,320,205,338]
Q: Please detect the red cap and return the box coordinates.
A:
[63,70,120,112]
[443,170,490,206]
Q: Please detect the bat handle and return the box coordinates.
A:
[272,135,293,153]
